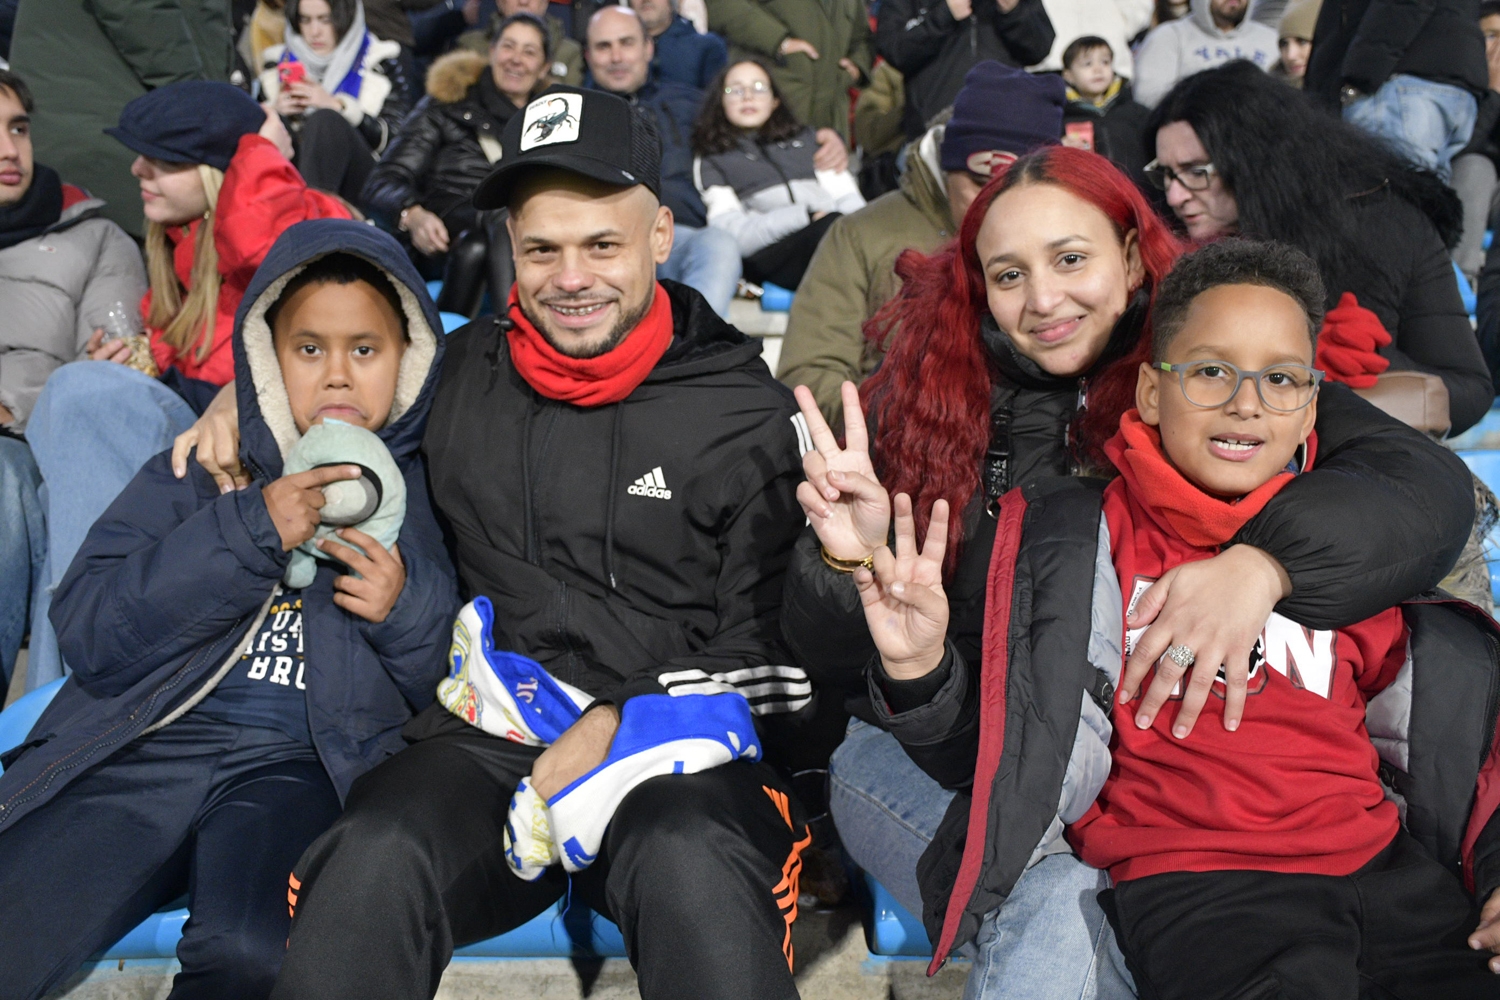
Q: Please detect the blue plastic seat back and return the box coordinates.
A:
[1455,260,1478,319]
[0,677,65,771]
[439,311,469,334]
[863,873,931,957]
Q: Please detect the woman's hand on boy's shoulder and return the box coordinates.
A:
[1468,888,1500,973]
[319,527,407,624]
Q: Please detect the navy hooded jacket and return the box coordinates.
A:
[0,220,458,833]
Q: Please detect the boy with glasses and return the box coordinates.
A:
[860,238,1500,998]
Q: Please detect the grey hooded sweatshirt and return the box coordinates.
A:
[1132,0,1279,108]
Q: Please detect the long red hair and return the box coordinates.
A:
[861,146,1184,574]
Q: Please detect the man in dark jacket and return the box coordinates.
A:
[0,220,457,1000]
[639,0,728,90]
[9,0,235,238]
[876,0,1055,139]
[584,3,742,315]
[269,88,817,1000]
[1307,0,1488,180]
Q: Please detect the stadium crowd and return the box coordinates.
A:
[3,0,1500,998]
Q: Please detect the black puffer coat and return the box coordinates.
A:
[875,0,1056,139]
[782,309,1477,712]
[362,50,521,237]
[1305,0,1487,105]
[1329,187,1493,433]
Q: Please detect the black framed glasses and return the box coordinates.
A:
[1143,159,1218,192]
[1156,360,1324,412]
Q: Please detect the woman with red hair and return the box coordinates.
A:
[783,146,1475,997]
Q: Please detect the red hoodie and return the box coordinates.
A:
[145,134,351,385]
[1068,411,1406,883]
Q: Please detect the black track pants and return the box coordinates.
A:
[1102,831,1500,1000]
[270,706,811,1000]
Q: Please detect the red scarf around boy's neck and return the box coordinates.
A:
[1103,410,1317,548]
[505,283,674,407]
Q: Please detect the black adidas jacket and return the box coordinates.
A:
[422,280,814,722]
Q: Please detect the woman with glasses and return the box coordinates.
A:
[779,144,1476,999]
[690,59,864,290]
[1144,60,1493,434]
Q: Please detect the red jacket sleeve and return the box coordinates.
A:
[1348,608,1409,698]
[213,134,352,290]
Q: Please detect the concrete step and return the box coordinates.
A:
[728,297,786,375]
[46,908,967,1000]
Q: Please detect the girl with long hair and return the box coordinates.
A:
[782,145,1476,996]
[691,59,864,290]
[1145,61,1493,430]
[258,0,412,204]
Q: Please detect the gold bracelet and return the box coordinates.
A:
[820,544,874,574]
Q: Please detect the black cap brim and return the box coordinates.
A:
[104,126,198,166]
[472,152,647,211]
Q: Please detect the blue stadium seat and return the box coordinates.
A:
[863,873,931,957]
[1457,449,1500,603]
[439,312,469,334]
[426,279,444,302]
[0,679,625,961]
[1455,260,1478,319]
[760,282,794,313]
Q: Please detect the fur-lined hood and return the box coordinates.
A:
[426,49,488,104]
[232,219,444,480]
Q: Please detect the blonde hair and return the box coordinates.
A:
[146,163,226,363]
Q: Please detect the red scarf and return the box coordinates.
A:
[1103,410,1317,548]
[505,283,674,407]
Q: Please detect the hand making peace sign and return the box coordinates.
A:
[793,381,892,562]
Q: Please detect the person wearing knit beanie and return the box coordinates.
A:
[1274,0,1322,86]
[939,61,1067,181]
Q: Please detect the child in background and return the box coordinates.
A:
[1060,37,1151,184]
[691,58,865,291]
[0,221,456,1000]
[860,239,1500,998]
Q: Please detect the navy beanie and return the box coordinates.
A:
[106,81,268,172]
[939,62,1066,176]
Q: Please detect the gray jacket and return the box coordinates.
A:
[694,128,864,257]
[0,195,146,431]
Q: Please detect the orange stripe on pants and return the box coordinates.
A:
[763,785,810,972]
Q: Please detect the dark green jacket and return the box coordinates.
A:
[775,128,953,428]
[11,0,235,237]
[706,0,873,141]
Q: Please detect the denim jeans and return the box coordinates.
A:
[23,362,197,690]
[1344,74,1478,182]
[829,721,1136,1000]
[659,224,741,319]
[0,435,45,687]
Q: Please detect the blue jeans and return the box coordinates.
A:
[829,721,1135,999]
[0,436,45,687]
[1344,74,1478,182]
[23,362,197,690]
[659,224,741,319]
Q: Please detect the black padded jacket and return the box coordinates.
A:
[362,50,518,237]
[1305,0,1487,105]
[875,0,1056,139]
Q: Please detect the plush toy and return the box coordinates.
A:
[280,419,406,588]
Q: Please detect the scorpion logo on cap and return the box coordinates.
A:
[523,96,580,145]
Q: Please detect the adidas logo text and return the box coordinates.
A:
[628,466,672,500]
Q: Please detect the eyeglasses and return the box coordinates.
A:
[1143,159,1218,192]
[1156,360,1324,412]
[723,81,771,99]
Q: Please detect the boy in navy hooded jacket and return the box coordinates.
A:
[0,219,457,1000]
